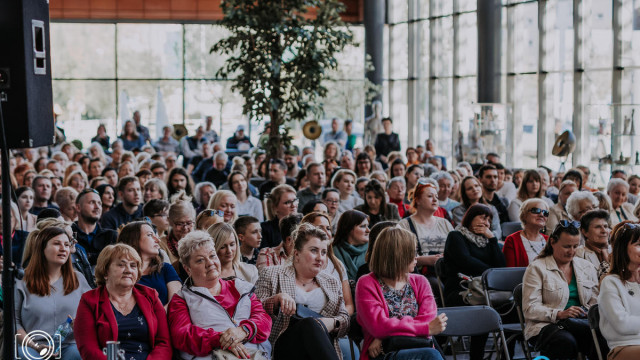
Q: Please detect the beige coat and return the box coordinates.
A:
[522,255,599,340]
[546,202,569,234]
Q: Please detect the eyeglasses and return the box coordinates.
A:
[529,207,550,217]
[324,199,339,205]
[173,220,194,228]
[557,220,581,229]
[203,209,224,217]
[283,198,299,207]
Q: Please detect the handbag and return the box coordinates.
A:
[381,336,434,353]
[289,304,330,335]
[212,348,269,360]
[459,275,513,314]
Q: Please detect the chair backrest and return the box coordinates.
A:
[435,257,446,279]
[482,267,527,292]
[437,306,504,336]
[502,222,522,238]
[588,304,600,331]
[513,283,523,309]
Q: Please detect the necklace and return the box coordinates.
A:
[298,277,316,287]
[110,297,133,314]
[522,232,545,255]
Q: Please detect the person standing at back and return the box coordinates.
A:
[374,117,400,165]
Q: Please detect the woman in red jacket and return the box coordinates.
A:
[75,244,172,360]
[503,198,549,267]
[168,230,272,359]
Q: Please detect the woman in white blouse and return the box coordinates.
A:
[332,169,363,213]
[598,221,640,360]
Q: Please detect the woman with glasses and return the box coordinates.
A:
[598,221,640,360]
[546,180,577,234]
[208,223,259,284]
[522,221,599,360]
[322,188,342,232]
[566,190,599,223]
[229,171,264,221]
[117,221,181,308]
[443,204,505,360]
[332,169,363,213]
[208,190,238,224]
[399,180,452,276]
[354,179,400,228]
[576,209,612,278]
[15,226,92,359]
[503,198,549,267]
[451,176,502,240]
[143,199,170,237]
[261,184,298,250]
[608,178,638,226]
[163,194,196,264]
[356,152,373,178]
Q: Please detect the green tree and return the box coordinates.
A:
[211,0,354,160]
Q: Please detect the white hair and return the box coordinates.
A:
[214,151,229,162]
[566,191,599,220]
[607,178,629,194]
[387,176,406,190]
[430,171,453,184]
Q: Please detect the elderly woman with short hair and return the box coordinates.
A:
[576,209,612,278]
[168,231,273,359]
[608,178,638,226]
[546,180,577,233]
[75,244,172,359]
[502,198,549,267]
[256,223,350,360]
[566,190,599,223]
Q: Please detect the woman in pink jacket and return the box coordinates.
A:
[355,227,447,360]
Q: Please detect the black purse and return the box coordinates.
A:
[290,304,330,335]
[381,336,434,353]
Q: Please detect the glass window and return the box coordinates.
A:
[541,73,573,170]
[584,0,612,70]
[388,0,408,24]
[513,3,539,73]
[457,0,477,13]
[456,13,478,77]
[51,23,116,79]
[513,75,539,168]
[184,25,231,79]
[52,80,117,145]
[419,20,429,79]
[431,79,453,157]
[541,0,573,72]
[116,24,183,79]
[389,80,409,146]
[432,17,453,77]
[431,0,453,17]
[389,24,409,80]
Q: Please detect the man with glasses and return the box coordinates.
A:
[478,164,510,224]
[100,176,143,231]
[72,188,118,266]
[150,162,167,180]
[297,163,325,209]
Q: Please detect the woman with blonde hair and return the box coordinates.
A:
[207,222,258,284]
[208,189,238,223]
[55,187,79,222]
[332,169,363,213]
[64,170,88,193]
[144,177,169,202]
[88,142,109,166]
[261,184,298,249]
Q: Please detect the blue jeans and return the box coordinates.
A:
[339,336,360,360]
[373,347,443,360]
[17,343,81,360]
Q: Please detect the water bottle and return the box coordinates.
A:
[53,317,73,355]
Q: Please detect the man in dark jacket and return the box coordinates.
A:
[226,125,253,150]
[100,176,143,231]
[373,117,401,164]
[73,188,118,266]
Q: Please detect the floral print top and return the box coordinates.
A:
[378,278,418,319]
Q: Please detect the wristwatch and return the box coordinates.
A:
[333,319,340,330]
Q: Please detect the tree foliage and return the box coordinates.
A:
[211,0,354,159]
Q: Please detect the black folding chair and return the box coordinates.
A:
[513,284,534,360]
[501,222,522,238]
[438,306,511,360]
[588,304,609,360]
[482,268,527,359]
[434,257,447,307]
[348,313,363,360]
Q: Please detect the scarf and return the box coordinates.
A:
[167,230,180,258]
[456,225,489,248]
[335,242,368,280]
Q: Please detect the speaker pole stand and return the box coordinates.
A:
[0,102,17,360]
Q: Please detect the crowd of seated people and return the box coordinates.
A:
[6,114,640,360]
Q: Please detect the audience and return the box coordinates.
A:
[503,198,549,267]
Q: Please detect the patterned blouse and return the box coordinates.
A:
[378,278,418,319]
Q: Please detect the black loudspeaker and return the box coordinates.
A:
[0,0,54,149]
